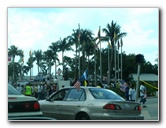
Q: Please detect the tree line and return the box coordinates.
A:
[8,20,158,83]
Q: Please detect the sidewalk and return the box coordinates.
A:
[140,96,159,121]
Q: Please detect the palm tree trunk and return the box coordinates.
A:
[114,45,117,84]
[110,44,113,81]
[99,39,102,83]
[55,60,57,78]
[62,51,64,75]
[94,48,97,86]
[30,68,31,80]
[108,46,110,84]
[117,48,119,81]
[78,23,81,78]
[12,57,15,82]
[121,45,123,80]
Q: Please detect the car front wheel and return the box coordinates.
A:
[76,113,90,120]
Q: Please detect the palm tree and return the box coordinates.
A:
[22,65,30,76]
[43,49,55,74]
[27,54,35,80]
[102,21,127,83]
[8,45,23,82]
[34,50,43,74]
[68,29,80,78]
[8,62,21,82]
[80,29,94,73]
[49,42,60,77]
[57,37,73,75]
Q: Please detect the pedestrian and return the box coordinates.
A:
[24,83,32,96]
[128,83,136,101]
[16,84,22,93]
[140,82,147,107]
[124,82,129,100]
[46,82,52,98]
[34,83,38,99]
[37,82,43,100]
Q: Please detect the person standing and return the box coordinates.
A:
[140,82,147,107]
[124,83,129,100]
[16,84,22,93]
[24,83,32,96]
[37,82,43,100]
[128,84,136,101]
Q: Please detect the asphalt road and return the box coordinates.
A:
[141,96,159,121]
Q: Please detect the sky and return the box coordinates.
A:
[8,7,159,76]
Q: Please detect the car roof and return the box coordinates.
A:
[62,86,104,90]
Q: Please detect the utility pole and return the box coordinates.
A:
[78,23,81,78]
[135,54,144,102]
[120,38,123,80]
[99,26,102,83]
[108,42,110,85]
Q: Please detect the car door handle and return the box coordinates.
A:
[77,105,81,107]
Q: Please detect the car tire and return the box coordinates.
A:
[76,113,90,120]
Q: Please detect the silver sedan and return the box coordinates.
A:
[39,87,144,120]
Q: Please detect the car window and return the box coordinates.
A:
[66,88,85,101]
[89,88,125,100]
[8,84,22,95]
[49,89,69,101]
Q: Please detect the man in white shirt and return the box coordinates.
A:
[140,82,147,107]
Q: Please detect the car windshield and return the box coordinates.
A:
[8,84,22,95]
[89,88,125,100]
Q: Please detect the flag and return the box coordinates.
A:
[120,80,127,92]
[29,50,32,56]
[82,69,88,80]
[19,57,24,63]
[118,40,120,50]
[98,26,101,40]
[120,38,123,47]
[94,42,99,51]
[108,42,112,48]
[74,69,88,90]
[8,56,11,61]
[84,80,87,86]
[74,80,81,90]
[114,32,116,40]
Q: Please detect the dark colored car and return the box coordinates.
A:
[8,84,43,120]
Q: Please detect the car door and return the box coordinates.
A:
[60,88,86,120]
[41,89,69,119]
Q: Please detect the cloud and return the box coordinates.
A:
[8,8,158,75]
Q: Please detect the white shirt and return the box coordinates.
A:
[38,85,43,93]
[129,88,136,100]
[16,86,22,93]
[140,85,145,96]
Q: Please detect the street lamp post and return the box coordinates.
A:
[135,54,144,102]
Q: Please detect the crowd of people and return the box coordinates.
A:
[11,73,147,106]
[14,81,57,100]
[123,81,147,107]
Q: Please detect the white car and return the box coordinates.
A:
[39,86,144,120]
[8,84,43,120]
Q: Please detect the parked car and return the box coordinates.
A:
[8,84,43,120]
[39,86,144,120]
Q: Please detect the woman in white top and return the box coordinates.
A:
[128,84,136,101]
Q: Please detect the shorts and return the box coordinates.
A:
[140,96,146,103]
